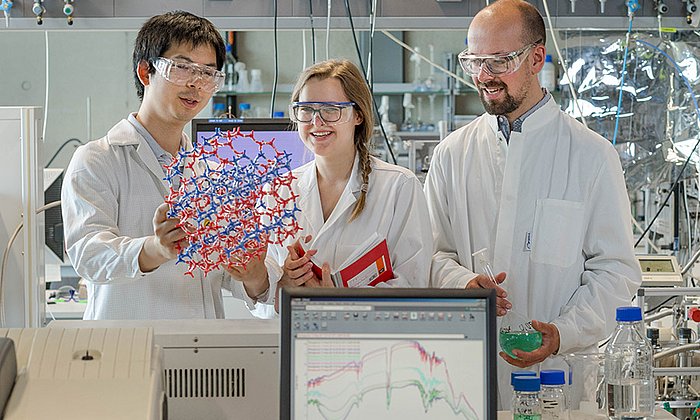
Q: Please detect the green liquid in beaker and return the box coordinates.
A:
[513,414,541,420]
[499,330,543,358]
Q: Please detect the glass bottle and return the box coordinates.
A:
[239,103,253,119]
[604,306,654,419]
[512,376,542,420]
[540,370,568,420]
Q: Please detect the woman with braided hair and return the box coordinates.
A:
[249,59,432,315]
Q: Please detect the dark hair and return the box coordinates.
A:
[132,11,225,101]
[291,59,374,222]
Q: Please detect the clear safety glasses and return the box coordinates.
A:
[458,40,542,77]
[153,57,225,93]
[289,102,356,125]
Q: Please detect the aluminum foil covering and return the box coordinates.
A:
[558,30,700,191]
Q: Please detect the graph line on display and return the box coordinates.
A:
[298,340,482,420]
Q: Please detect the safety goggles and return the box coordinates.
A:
[153,57,225,93]
[458,40,542,76]
[289,101,355,125]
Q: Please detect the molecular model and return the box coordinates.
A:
[164,127,301,277]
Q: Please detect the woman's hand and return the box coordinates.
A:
[279,236,317,288]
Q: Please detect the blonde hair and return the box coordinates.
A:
[291,59,374,222]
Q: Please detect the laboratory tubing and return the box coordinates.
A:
[540,370,568,420]
[512,376,542,420]
[604,306,654,420]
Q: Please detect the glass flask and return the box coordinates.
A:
[472,248,543,358]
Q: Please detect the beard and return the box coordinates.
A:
[478,80,524,116]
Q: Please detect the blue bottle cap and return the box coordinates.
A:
[273,111,285,118]
[239,103,251,111]
[540,369,565,385]
[545,54,553,62]
[512,376,540,392]
[616,306,642,322]
[510,371,537,385]
[213,103,225,111]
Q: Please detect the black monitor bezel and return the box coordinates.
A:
[279,287,497,420]
[191,117,294,141]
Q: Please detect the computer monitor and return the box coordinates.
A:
[43,168,63,263]
[280,288,497,420]
[191,117,313,172]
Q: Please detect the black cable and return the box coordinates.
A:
[644,295,677,314]
[343,0,397,165]
[46,138,83,167]
[635,149,697,248]
[270,0,279,118]
[308,0,316,64]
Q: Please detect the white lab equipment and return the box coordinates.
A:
[378,95,397,134]
[234,61,249,92]
[52,319,279,420]
[0,107,45,328]
[402,93,415,131]
[249,68,263,92]
[636,254,683,286]
[0,327,164,420]
[410,46,422,89]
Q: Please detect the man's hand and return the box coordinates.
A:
[227,252,270,301]
[466,272,511,316]
[139,202,187,272]
[500,320,561,368]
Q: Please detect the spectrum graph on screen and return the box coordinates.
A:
[294,339,484,420]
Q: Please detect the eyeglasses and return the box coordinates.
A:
[289,102,355,125]
[458,40,542,76]
[153,57,225,93]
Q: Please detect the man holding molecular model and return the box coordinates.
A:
[62,11,271,319]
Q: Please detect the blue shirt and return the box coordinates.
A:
[497,89,552,143]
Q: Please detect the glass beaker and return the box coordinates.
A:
[563,353,606,417]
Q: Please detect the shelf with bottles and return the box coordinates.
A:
[214,82,467,98]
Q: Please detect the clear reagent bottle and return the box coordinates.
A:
[512,376,542,420]
[540,369,568,420]
[604,306,654,420]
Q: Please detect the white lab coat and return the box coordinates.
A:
[253,155,433,317]
[61,118,259,319]
[424,97,642,406]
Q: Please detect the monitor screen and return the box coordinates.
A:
[44,169,64,263]
[639,258,675,273]
[191,118,313,172]
[280,288,497,420]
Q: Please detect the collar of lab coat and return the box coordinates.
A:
[296,153,363,240]
[485,95,559,136]
[105,118,190,192]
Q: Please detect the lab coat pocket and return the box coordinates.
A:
[530,199,585,268]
